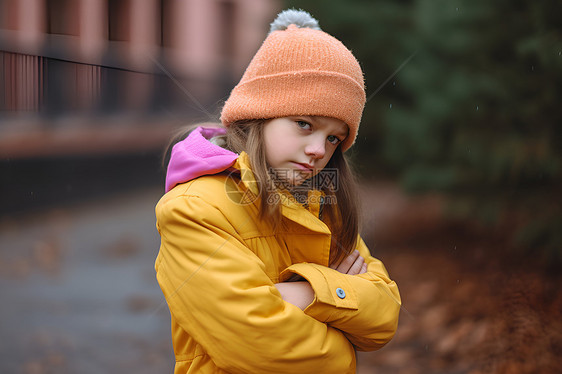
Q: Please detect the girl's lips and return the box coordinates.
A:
[292,162,314,172]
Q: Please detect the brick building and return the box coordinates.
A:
[0,0,280,157]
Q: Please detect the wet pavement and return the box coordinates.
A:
[0,187,173,373]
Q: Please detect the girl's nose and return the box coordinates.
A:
[305,139,326,159]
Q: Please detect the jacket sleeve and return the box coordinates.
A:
[279,237,401,351]
[155,194,356,374]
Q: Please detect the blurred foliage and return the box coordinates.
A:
[285,0,561,261]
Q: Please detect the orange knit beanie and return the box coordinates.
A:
[220,9,366,151]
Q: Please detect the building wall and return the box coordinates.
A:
[0,0,280,114]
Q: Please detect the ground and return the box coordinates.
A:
[0,183,560,373]
[357,183,562,374]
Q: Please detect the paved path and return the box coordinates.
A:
[0,188,173,373]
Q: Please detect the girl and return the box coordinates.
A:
[155,9,401,374]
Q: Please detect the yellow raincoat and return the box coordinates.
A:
[155,152,400,373]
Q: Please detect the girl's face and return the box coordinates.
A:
[263,116,348,186]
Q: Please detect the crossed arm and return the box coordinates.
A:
[274,250,368,310]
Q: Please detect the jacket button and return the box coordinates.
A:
[336,288,346,299]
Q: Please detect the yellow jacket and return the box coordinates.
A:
[155,151,401,373]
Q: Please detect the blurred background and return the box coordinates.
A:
[1,0,560,373]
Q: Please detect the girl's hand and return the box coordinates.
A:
[330,250,368,275]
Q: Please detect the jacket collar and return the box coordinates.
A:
[232,152,330,235]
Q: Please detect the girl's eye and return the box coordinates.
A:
[296,121,311,130]
[327,135,341,145]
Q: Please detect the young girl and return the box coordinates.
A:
[155,9,401,373]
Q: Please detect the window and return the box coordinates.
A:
[46,0,79,36]
[108,0,130,41]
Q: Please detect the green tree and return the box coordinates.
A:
[285,0,562,260]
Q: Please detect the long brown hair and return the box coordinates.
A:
[163,120,361,265]
[225,120,282,224]
[320,147,361,265]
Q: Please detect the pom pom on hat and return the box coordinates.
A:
[269,9,321,34]
[221,9,366,152]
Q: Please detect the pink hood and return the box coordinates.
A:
[165,126,238,193]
